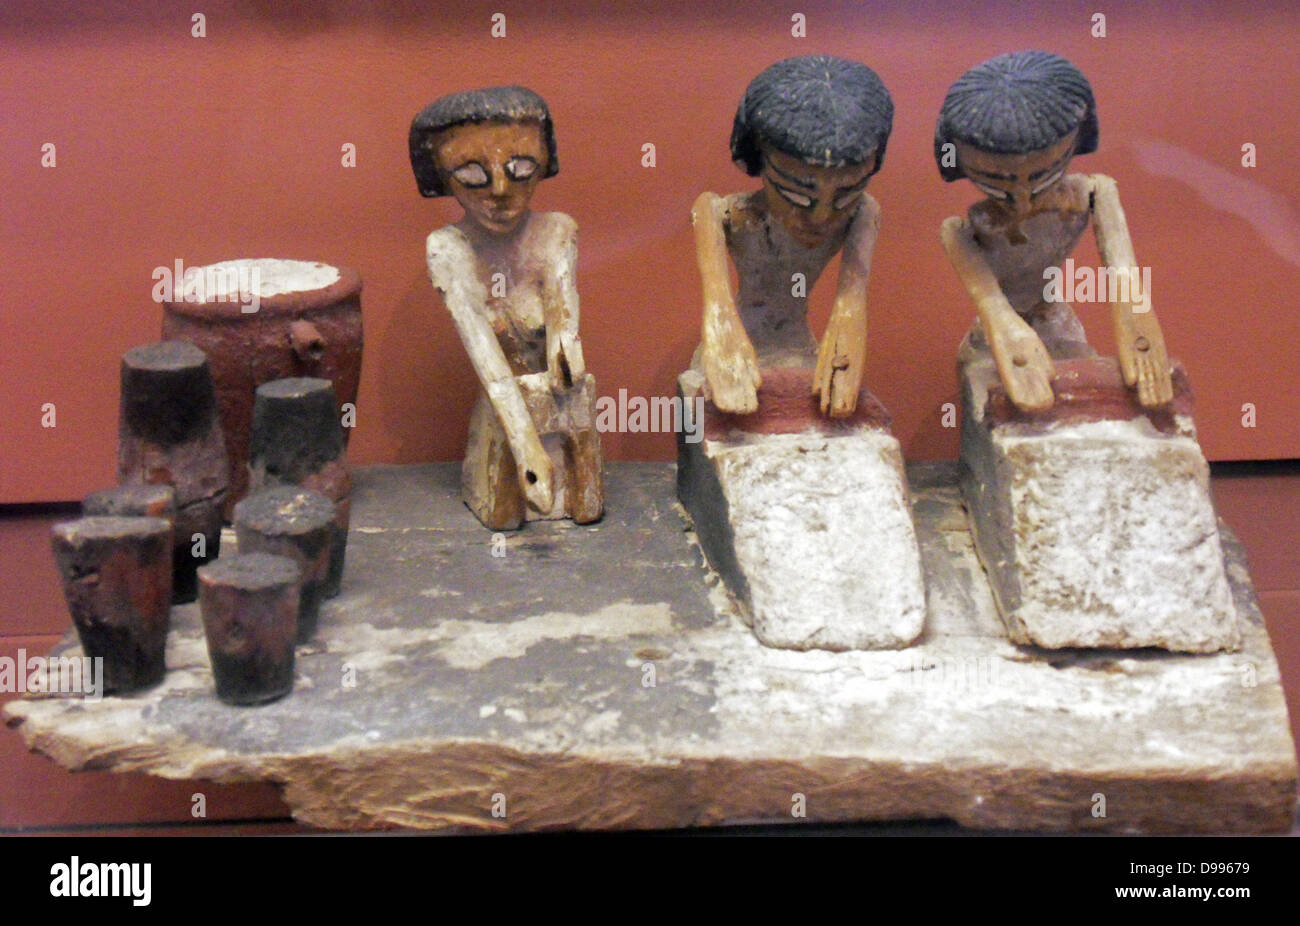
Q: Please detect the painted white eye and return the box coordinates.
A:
[452,162,489,187]
[1031,166,1066,195]
[972,180,1011,201]
[506,157,538,181]
[774,185,813,208]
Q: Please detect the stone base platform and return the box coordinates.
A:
[5,462,1296,833]
[676,367,926,650]
[961,356,1239,652]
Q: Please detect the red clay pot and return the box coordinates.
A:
[161,259,363,519]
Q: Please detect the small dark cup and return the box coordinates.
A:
[50,516,173,694]
[233,487,335,642]
[198,553,301,705]
[249,377,351,597]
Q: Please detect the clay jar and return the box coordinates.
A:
[161,259,363,519]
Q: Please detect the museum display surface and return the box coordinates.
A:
[2,5,1296,837]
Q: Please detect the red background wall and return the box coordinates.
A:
[2,0,1298,503]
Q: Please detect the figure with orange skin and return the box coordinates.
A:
[691,55,895,419]
[410,86,602,530]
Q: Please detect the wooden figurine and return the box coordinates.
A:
[691,54,894,417]
[678,57,925,651]
[936,51,1237,653]
[936,49,1173,411]
[410,86,603,530]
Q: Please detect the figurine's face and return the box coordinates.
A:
[954,129,1078,216]
[434,120,548,235]
[758,142,876,248]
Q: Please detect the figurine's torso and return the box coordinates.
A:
[967,174,1092,316]
[427,211,576,375]
[723,191,847,367]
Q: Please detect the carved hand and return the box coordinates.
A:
[701,306,761,414]
[987,317,1056,412]
[814,315,864,417]
[1119,313,1174,408]
[547,331,584,391]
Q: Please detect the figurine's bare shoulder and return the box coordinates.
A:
[531,210,578,252]
[1081,171,1122,205]
[424,225,478,292]
[1060,172,1099,212]
[425,223,472,255]
[718,191,764,235]
[853,191,882,228]
[537,209,577,235]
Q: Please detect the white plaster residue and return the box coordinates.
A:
[479,705,497,718]
[676,611,1266,765]
[582,710,622,738]
[420,587,464,599]
[181,258,340,299]
[715,430,926,650]
[430,601,676,671]
[324,618,440,673]
[1031,415,1197,444]
[1000,425,1238,651]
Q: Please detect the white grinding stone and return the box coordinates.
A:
[711,429,926,650]
[994,418,1239,652]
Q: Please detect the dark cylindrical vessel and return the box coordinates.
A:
[82,483,207,603]
[50,516,173,693]
[116,341,226,582]
[198,553,301,705]
[233,487,335,643]
[249,377,352,597]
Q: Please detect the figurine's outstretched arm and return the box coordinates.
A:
[814,194,879,417]
[545,213,585,390]
[1088,174,1174,408]
[940,216,1056,411]
[427,233,554,514]
[692,192,761,414]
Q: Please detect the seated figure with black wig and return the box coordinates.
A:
[677,56,926,653]
[934,51,1239,653]
[410,86,603,532]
